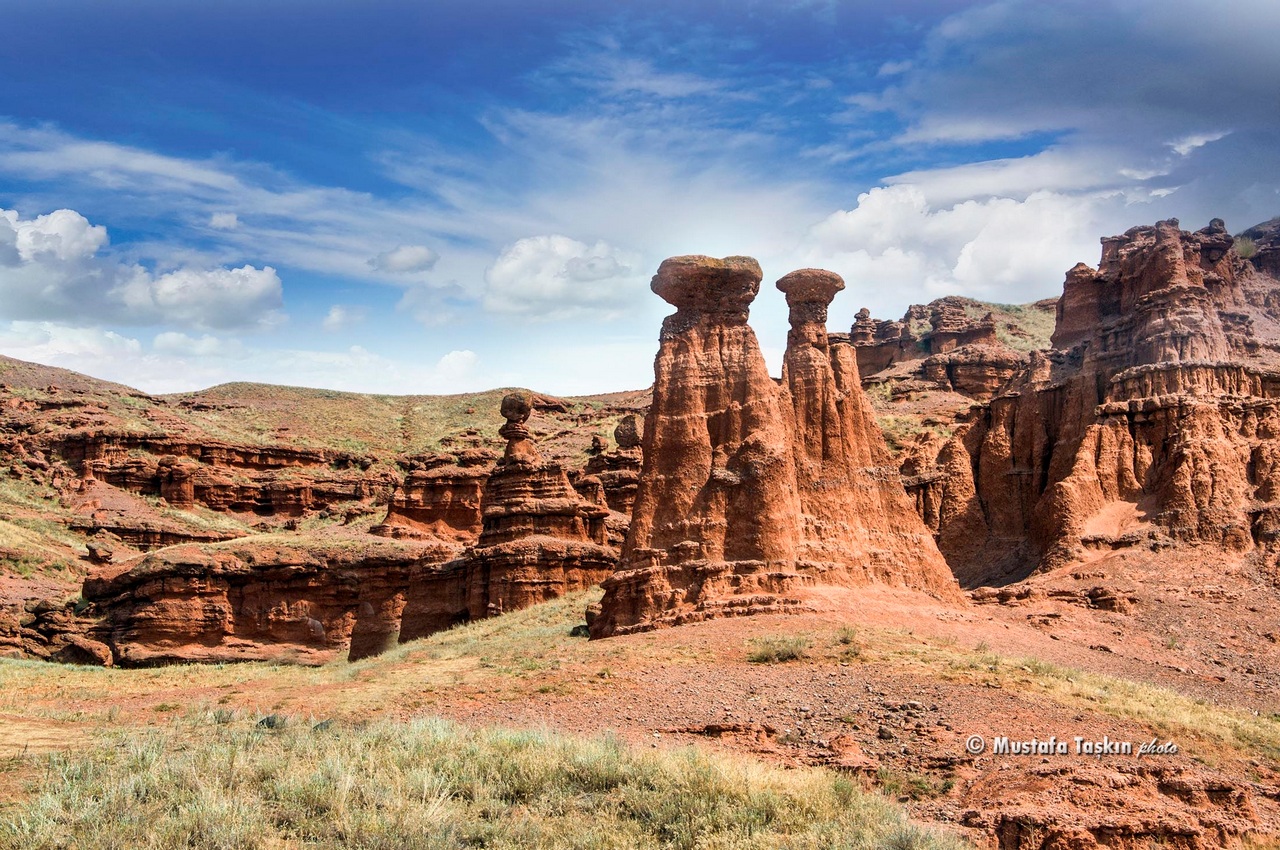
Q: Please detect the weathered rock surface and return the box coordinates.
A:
[890,218,1280,585]
[81,537,458,665]
[371,451,492,541]
[850,296,1006,379]
[583,415,643,515]
[70,394,619,665]
[778,269,958,597]
[592,257,959,637]
[376,393,619,643]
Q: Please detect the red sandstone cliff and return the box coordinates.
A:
[891,218,1280,586]
[39,391,620,665]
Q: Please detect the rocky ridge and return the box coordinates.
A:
[860,218,1280,587]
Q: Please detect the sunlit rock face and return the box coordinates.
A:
[591,256,960,638]
[898,218,1280,585]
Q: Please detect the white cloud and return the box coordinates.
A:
[800,184,1124,311]
[4,207,108,262]
[117,265,283,330]
[876,60,912,77]
[483,235,644,320]
[0,320,487,395]
[152,331,240,357]
[369,244,439,274]
[1168,131,1230,157]
[0,207,283,331]
[0,321,142,362]
[434,349,479,381]
[322,304,367,332]
[209,212,239,230]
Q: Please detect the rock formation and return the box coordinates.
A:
[583,415,643,515]
[371,450,491,541]
[893,218,1280,585]
[778,269,958,595]
[591,256,959,637]
[398,391,616,639]
[61,392,620,665]
[849,296,1005,379]
[79,537,455,665]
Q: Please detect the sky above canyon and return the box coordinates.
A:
[1,0,1278,395]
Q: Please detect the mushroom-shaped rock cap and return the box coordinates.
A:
[651,255,762,316]
[776,268,845,307]
[500,390,533,424]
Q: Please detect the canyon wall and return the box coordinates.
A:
[20,392,620,665]
[887,218,1280,585]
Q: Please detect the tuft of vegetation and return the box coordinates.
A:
[0,714,968,850]
[833,627,863,661]
[877,768,955,801]
[747,635,810,664]
[876,414,954,454]
[1235,236,1259,259]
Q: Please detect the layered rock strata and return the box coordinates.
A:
[80,538,458,665]
[72,393,620,664]
[401,391,615,638]
[850,297,1005,379]
[370,450,492,541]
[897,218,1280,585]
[779,269,959,596]
[591,257,959,637]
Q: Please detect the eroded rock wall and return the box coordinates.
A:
[903,219,1280,585]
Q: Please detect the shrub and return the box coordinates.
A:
[747,635,810,664]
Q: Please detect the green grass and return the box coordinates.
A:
[983,301,1057,352]
[0,713,968,850]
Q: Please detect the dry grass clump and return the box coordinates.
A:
[746,634,810,664]
[1,714,967,850]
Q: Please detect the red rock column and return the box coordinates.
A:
[623,255,801,567]
[779,269,961,599]
[591,256,806,637]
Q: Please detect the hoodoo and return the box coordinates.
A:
[590,256,959,637]
[399,391,617,640]
[779,269,958,597]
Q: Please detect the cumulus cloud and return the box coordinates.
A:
[801,184,1122,310]
[0,207,283,331]
[117,265,283,330]
[3,207,108,262]
[368,244,439,274]
[321,304,367,332]
[434,349,479,381]
[0,321,142,362]
[483,235,644,320]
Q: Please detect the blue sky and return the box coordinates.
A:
[2,0,1278,395]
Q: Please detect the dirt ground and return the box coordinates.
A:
[3,548,1278,846]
